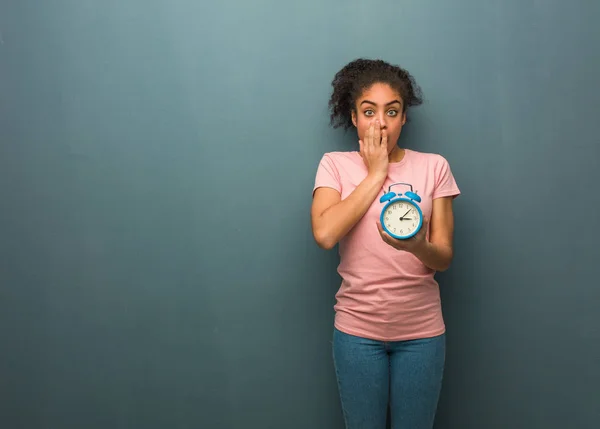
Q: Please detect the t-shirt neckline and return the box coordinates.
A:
[389,148,411,168]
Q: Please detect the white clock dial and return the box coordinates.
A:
[383,201,420,238]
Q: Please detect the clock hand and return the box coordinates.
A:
[399,209,411,220]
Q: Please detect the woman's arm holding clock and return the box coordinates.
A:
[377,196,455,271]
[411,195,454,271]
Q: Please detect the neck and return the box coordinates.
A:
[388,146,406,163]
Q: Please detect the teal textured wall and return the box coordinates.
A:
[1,1,599,428]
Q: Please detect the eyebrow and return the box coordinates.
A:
[360,99,402,107]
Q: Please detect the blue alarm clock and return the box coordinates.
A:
[379,182,423,240]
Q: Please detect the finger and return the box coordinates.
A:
[367,122,374,147]
[381,128,388,147]
[376,221,385,237]
[416,218,429,239]
[377,225,388,242]
[376,222,393,244]
[380,231,399,248]
[374,120,381,145]
[359,140,367,162]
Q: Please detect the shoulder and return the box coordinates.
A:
[406,149,455,179]
[314,151,364,191]
[406,149,451,168]
[406,149,460,197]
[316,150,364,176]
[318,150,362,166]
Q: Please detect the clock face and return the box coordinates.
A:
[382,200,421,238]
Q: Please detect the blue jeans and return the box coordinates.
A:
[332,327,446,429]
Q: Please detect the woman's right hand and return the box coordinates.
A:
[312,120,391,249]
[359,120,389,180]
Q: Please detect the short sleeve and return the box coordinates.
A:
[432,155,460,199]
[313,153,342,195]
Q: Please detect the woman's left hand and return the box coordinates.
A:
[376,218,429,254]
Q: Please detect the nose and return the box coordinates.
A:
[377,114,388,129]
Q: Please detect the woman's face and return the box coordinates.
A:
[351,82,406,154]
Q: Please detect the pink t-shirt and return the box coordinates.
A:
[313,148,461,341]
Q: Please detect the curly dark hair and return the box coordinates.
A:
[328,58,423,130]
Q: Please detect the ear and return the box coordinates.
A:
[401,111,407,126]
[351,110,357,127]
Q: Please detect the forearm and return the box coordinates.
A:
[314,173,386,249]
[411,241,454,272]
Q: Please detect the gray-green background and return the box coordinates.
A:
[1,1,599,428]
